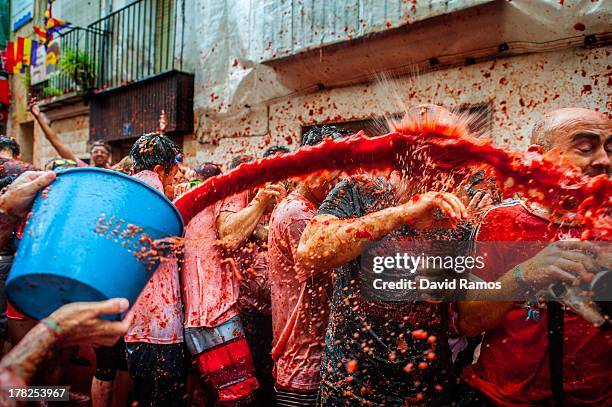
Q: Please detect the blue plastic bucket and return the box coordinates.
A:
[6,167,184,320]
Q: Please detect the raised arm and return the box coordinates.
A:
[217,183,285,251]
[297,191,467,271]
[28,99,78,162]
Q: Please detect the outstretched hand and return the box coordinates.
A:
[50,298,133,347]
[401,191,467,229]
[27,97,40,117]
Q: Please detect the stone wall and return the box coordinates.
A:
[33,113,90,168]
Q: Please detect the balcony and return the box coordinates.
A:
[32,0,185,101]
[29,0,193,142]
[89,70,194,143]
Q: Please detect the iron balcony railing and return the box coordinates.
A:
[32,0,184,100]
[33,26,101,99]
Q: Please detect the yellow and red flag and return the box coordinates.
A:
[35,0,68,49]
[46,17,70,33]
[14,37,24,74]
[34,27,47,43]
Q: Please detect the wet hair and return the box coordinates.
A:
[230,154,255,169]
[398,103,469,134]
[468,170,486,186]
[301,125,352,147]
[193,162,222,180]
[90,140,112,154]
[129,132,182,173]
[0,136,20,157]
[465,169,502,204]
[263,145,290,157]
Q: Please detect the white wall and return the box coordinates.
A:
[186,46,610,168]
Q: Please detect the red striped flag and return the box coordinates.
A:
[4,41,15,73]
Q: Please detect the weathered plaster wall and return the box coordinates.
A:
[33,113,90,168]
[189,46,610,168]
[9,45,610,170]
[8,70,89,168]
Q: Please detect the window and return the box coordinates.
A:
[301,103,492,141]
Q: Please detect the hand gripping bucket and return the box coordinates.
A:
[6,168,184,320]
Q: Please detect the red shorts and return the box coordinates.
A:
[195,337,258,404]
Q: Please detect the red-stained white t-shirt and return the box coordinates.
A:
[268,192,331,391]
[220,191,271,315]
[181,201,240,328]
[125,170,184,344]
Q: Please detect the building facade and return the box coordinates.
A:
[7,0,195,167]
[5,0,611,168]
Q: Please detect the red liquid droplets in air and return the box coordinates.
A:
[175,120,611,238]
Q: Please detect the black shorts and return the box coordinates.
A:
[126,342,187,407]
[241,309,275,404]
[94,339,128,381]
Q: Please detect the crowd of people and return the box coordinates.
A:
[0,101,608,407]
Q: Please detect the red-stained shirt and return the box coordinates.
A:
[181,201,239,328]
[125,170,184,344]
[268,192,331,391]
[462,202,611,406]
[220,191,271,315]
[181,190,267,328]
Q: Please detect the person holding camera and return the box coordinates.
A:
[457,108,611,406]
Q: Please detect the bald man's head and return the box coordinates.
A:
[531,108,611,177]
